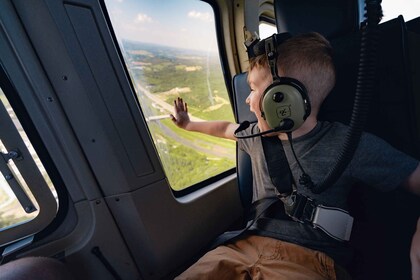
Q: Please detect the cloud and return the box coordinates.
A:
[135,13,153,23]
[187,10,213,22]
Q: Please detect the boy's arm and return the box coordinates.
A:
[170,97,239,141]
[403,163,420,196]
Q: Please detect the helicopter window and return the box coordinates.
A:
[381,0,420,22]
[103,0,236,191]
[259,22,277,39]
[0,86,57,234]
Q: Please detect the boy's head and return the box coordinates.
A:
[248,32,335,117]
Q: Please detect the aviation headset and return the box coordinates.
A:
[235,33,311,138]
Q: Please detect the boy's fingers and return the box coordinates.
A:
[174,97,188,112]
[174,99,180,112]
[180,98,185,111]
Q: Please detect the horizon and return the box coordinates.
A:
[104,0,420,53]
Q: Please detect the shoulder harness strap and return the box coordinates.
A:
[261,136,353,241]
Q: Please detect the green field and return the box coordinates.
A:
[123,40,237,190]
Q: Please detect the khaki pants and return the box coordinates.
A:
[176,235,340,280]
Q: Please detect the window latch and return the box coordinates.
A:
[1,149,23,162]
[0,148,36,213]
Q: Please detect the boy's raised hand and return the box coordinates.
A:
[171,97,190,129]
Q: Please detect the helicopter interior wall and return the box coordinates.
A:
[1,0,419,279]
[0,0,243,279]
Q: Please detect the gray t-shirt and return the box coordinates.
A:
[237,121,418,264]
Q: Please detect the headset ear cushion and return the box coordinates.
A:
[261,79,310,132]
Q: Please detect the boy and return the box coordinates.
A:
[171,32,420,279]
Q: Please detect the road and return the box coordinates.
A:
[135,82,235,161]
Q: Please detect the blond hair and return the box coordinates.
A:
[248,32,335,113]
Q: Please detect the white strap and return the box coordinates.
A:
[312,205,354,241]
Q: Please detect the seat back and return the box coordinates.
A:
[406,16,420,144]
[320,16,420,158]
[407,16,420,33]
[232,73,255,209]
[318,16,420,279]
[275,0,361,39]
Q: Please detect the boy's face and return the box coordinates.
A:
[246,66,273,132]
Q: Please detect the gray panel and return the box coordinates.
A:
[12,0,165,195]
[11,0,130,197]
[106,176,242,280]
[65,4,155,178]
[0,0,98,203]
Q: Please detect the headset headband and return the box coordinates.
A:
[245,32,292,59]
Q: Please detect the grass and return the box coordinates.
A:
[123,41,238,190]
[152,129,235,191]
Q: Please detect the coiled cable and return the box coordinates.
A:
[312,0,383,193]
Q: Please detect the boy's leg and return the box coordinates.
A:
[175,236,261,280]
[176,235,349,280]
[245,236,338,280]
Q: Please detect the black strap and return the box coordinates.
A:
[208,197,279,250]
[209,137,296,249]
[261,136,295,195]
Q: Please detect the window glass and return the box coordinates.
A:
[0,88,57,231]
[104,0,236,191]
[259,22,277,39]
[381,0,420,22]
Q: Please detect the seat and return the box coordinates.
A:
[321,16,420,157]
[274,0,360,39]
[232,0,362,215]
[291,13,420,280]
[407,16,420,33]
[232,73,255,210]
[406,16,420,143]
[232,1,420,279]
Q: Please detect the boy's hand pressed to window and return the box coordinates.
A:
[171,97,190,130]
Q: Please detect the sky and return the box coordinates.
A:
[381,0,420,22]
[104,0,420,51]
[104,0,218,52]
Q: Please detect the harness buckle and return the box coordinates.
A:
[281,192,316,223]
[312,205,354,241]
[280,192,354,241]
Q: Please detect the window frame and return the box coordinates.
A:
[0,64,65,248]
[100,0,237,197]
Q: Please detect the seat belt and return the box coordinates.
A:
[261,136,354,242]
[208,197,278,250]
[210,134,352,250]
